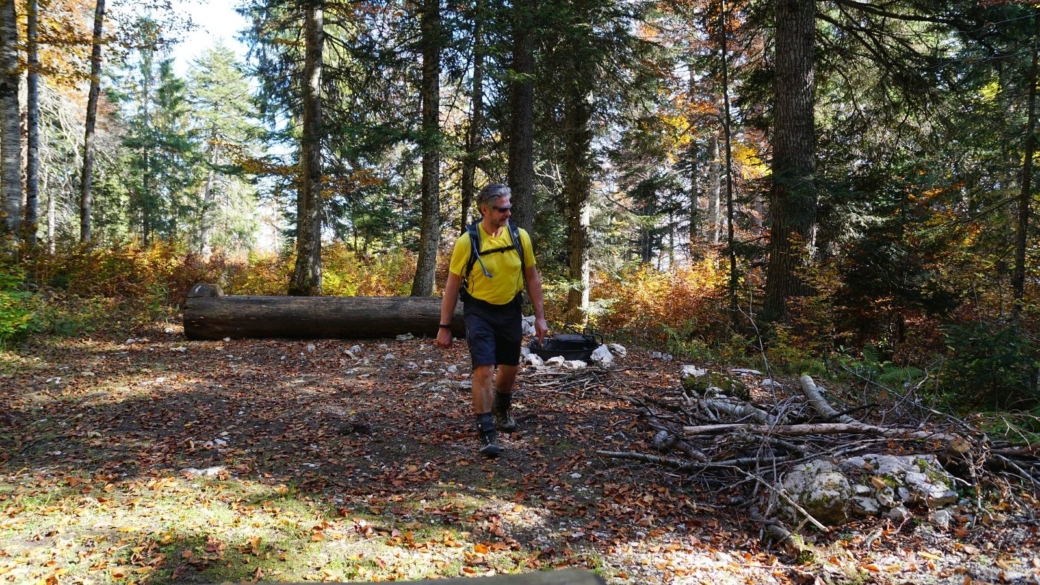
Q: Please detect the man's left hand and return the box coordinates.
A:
[535,317,548,345]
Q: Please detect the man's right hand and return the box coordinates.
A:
[435,328,453,349]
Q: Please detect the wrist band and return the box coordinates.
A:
[439,324,451,329]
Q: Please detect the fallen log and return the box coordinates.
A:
[800,375,859,424]
[682,421,965,444]
[183,283,465,340]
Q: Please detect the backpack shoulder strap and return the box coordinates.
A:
[510,220,527,288]
[509,221,525,273]
[464,221,482,280]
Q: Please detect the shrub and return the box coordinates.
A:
[939,319,1040,410]
[593,258,729,347]
[322,244,415,297]
[0,265,39,343]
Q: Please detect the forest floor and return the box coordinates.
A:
[1,321,1039,584]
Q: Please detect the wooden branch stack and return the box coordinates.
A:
[600,375,982,471]
[598,370,1040,545]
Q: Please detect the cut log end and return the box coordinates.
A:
[188,283,224,298]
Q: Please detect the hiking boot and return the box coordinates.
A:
[494,409,517,433]
[478,429,501,458]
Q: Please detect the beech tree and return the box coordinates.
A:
[79,0,105,244]
[0,0,19,242]
[24,0,39,247]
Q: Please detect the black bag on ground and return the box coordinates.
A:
[528,328,602,361]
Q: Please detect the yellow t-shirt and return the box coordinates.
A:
[450,223,536,305]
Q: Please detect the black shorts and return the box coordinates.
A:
[464,294,523,369]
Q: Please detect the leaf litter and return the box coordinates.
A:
[0,325,1037,584]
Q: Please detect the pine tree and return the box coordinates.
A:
[186,42,263,256]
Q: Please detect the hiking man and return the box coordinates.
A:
[435,183,549,458]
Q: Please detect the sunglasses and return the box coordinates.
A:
[492,205,512,212]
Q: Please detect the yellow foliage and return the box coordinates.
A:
[592,257,729,342]
[321,243,415,297]
[734,143,767,180]
[980,79,1000,102]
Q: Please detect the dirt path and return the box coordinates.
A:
[1,326,1038,584]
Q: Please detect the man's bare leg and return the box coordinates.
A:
[472,365,500,457]
[492,364,519,432]
[472,365,496,414]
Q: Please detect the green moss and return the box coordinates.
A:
[795,548,817,565]
[682,371,750,400]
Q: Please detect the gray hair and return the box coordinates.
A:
[477,183,511,208]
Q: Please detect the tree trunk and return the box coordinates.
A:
[46,171,53,253]
[24,0,39,247]
[763,0,816,321]
[411,0,441,297]
[720,0,737,316]
[0,0,21,241]
[290,0,325,296]
[198,140,220,256]
[563,86,593,323]
[688,67,700,251]
[508,0,535,233]
[1013,14,1039,323]
[183,283,465,340]
[79,0,105,244]
[141,51,153,245]
[459,0,484,233]
[708,134,721,245]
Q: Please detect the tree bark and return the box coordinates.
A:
[1013,14,1039,323]
[459,0,484,233]
[183,283,465,340]
[763,0,817,321]
[411,0,442,297]
[79,0,105,244]
[508,0,535,233]
[708,133,721,245]
[24,0,39,247]
[0,0,21,241]
[140,50,153,244]
[198,140,220,255]
[563,85,593,323]
[290,0,325,296]
[687,66,699,251]
[720,0,737,315]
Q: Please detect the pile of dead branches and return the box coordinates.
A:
[598,372,1040,504]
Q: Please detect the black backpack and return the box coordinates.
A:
[461,219,527,301]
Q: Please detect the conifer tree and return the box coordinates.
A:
[186,42,263,256]
[290,0,325,296]
[411,0,442,297]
